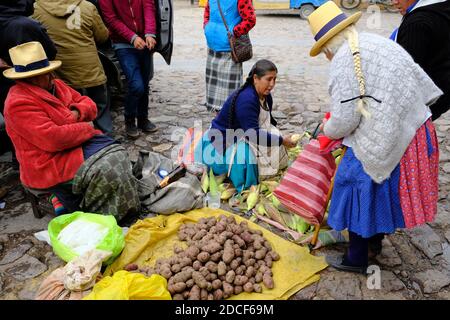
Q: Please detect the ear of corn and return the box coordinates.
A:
[220,185,236,200]
[201,169,209,193]
[290,133,302,144]
[209,168,218,195]
[262,200,285,226]
[246,185,259,211]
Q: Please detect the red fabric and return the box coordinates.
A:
[233,0,256,38]
[99,0,156,44]
[203,0,256,37]
[4,80,101,189]
[274,139,336,225]
[318,112,342,153]
[399,119,439,228]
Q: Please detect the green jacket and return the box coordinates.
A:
[33,0,109,89]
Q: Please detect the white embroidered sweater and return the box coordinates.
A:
[324,32,442,183]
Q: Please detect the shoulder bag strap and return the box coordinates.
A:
[216,0,233,37]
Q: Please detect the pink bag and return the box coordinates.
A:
[273,139,336,225]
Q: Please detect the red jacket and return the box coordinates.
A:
[4,79,102,189]
[99,0,157,44]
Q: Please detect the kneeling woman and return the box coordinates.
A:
[195,60,296,192]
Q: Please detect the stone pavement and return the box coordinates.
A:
[0,1,449,300]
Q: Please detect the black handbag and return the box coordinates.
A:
[216,0,253,63]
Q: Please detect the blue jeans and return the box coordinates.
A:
[115,48,153,119]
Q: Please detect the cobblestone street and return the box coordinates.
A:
[1,1,450,300]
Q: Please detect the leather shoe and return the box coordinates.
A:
[326,254,367,275]
[137,118,157,133]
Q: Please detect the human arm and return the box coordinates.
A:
[397,17,432,68]
[233,0,256,38]
[59,80,98,122]
[235,95,283,147]
[143,0,157,37]
[203,1,210,29]
[5,98,98,152]
[98,0,137,44]
[91,4,109,44]
[323,61,362,139]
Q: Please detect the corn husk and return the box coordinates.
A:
[201,169,209,193]
[290,133,302,144]
[262,199,285,226]
[220,184,236,200]
[246,185,259,211]
[209,168,218,195]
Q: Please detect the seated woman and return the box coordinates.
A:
[306,2,442,273]
[3,42,140,221]
[195,59,296,192]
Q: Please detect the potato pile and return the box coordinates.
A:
[124,215,280,300]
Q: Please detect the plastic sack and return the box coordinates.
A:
[48,212,125,265]
[83,270,171,300]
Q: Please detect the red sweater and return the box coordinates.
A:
[99,0,157,44]
[4,80,101,189]
[203,0,256,38]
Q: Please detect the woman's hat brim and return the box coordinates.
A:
[310,12,362,57]
[2,60,62,79]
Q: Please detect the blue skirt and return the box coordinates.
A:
[327,147,405,238]
[194,132,258,192]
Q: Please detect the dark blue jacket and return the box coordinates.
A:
[209,84,282,154]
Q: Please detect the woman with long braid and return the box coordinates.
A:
[195,59,296,192]
[307,2,442,273]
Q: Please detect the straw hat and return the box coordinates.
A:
[307,1,362,57]
[3,42,61,79]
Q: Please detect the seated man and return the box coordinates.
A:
[3,42,140,221]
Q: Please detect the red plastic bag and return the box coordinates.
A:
[274,139,336,225]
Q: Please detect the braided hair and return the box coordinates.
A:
[228,59,278,128]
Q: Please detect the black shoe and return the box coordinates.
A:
[137,118,157,133]
[326,254,367,275]
[125,118,139,139]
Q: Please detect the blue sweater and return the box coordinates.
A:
[209,85,283,154]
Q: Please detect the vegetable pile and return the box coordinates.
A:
[123,215,280,300]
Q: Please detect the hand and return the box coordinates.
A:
[133,36,146,50]
[71,109,80,121]
[282,136,297,149]
[319,116,328,132]
[87,121,95,128]
[0,58,9,69]
[145,36,157,50]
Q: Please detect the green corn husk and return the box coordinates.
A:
[255,202,267,216]
[215,174,227,184]
[262,200,286,226]
[201,169,209,193]
[246,185,259,211]
[209,168,218,195]
[220,185,236,200]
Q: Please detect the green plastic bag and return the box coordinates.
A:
[48,212,125,265]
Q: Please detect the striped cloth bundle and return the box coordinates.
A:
[274,139,336,225]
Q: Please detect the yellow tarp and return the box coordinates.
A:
[84,271,171,300]
[105,208,328,300]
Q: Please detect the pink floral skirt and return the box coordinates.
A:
[399,119,439,228]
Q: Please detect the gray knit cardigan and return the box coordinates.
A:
[324,32,442,183]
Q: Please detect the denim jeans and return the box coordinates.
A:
[77,84,113,135]
[115,48,154,119]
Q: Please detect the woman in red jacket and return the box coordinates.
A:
[3,42,140,221]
